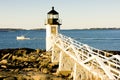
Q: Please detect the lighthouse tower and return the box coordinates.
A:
[45,7,61,51]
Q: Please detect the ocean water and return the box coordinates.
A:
[0,30,46,49]
[0,29,120,51]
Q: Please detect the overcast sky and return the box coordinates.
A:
[0,0,120,29]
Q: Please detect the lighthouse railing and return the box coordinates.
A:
[54,33,120,79]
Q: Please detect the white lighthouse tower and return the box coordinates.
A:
[45,7,61,51]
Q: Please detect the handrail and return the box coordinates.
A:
[54,33,120,79]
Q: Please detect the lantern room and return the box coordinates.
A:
[47,7,61,25]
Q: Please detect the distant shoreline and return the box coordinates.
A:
[0,28,120,31]
[0,28,45,31]
[61,28,120,30]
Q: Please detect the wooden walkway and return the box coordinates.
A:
[51,34,120,80]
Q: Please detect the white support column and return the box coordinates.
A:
[58,51,74,75]
[52,44,61,63]
[73,63,77,80]
[58,51,63,71]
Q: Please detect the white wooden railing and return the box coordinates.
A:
[53,34,120,80]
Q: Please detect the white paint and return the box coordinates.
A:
[46,24,52,51]
[52,34,120,80]
[46,24,60,51]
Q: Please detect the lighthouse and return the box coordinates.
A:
[45,7,61,51]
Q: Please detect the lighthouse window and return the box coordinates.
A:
[48,14,53,18]
[51,27,56,34]
[48,14,58,19]
[53,15,58,18]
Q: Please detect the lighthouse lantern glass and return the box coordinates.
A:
[48,14,58,19]
[53,14,58,19]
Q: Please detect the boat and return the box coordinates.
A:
[16,35,30,40]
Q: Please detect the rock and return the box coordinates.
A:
[31,75,43,80]
[16,75,31,80]
[2,53,9,59]
[15,50,26,57]
[42,68,49,74]
[17,57,28,61]
[0,48,68,80]
[29,56,36,61]
[1,65,7,69]
[12,56,16,61]
[0,59,7,64]
[36,49,40,54]
[15,75,24,80]
[31,74,51,80]
[8,54,12,59]
[3,77,17,80]
[14,69,19,72]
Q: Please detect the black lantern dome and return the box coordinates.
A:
[47,7,61,25]
[48,7,58,14]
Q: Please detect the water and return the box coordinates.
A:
[0,30,46,49]
[0,29,120,51]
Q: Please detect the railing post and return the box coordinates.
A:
[53,34,120,80]
[58,51,62,71]
[73,63,77,80]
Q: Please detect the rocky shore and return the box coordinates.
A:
[0,48,119,80]
[0,48,70,80]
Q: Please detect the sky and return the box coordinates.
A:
[0,0,120,29]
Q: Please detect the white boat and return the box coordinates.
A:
[16,35,30,40]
